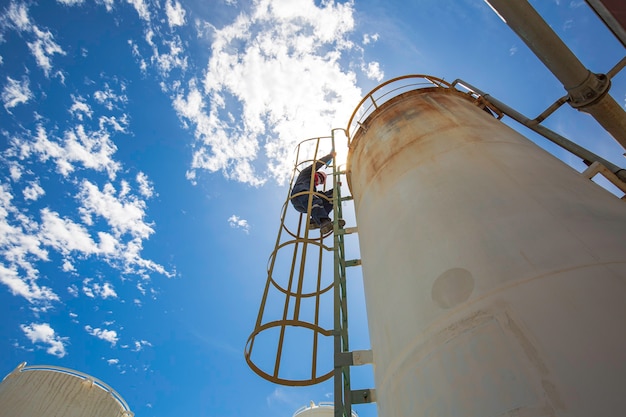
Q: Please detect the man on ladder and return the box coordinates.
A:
[290,151,344,234]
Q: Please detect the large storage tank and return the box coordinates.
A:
[347,81,626,416]
[0,363,133,417]
[292,401,357,417]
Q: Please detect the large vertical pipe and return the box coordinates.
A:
[485,0,626,149]
[347,87,626,416]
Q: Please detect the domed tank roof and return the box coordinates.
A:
[292,401,358,417]
[0,363,133,417]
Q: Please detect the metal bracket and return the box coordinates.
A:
[582,161,626,197]
[344,259,361,267]
[335,350,373,366]
[566,71,610,109]
[339,227,358,236]
[351,388,376,404]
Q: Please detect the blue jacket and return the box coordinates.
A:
[290,153,333,198]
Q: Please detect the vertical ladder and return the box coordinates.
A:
[330,130,376,417]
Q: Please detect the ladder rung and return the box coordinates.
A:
[351,389,376,404]
[344,259,361,267]
[339,227,357,235]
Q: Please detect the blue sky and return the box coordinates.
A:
[0,1,624,416]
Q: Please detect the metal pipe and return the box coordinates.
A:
[453,79,626,184]
[585,0,626,48]
[485,0,626,149]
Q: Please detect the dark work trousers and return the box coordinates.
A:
[291,192,333,226]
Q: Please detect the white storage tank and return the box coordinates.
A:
[292,401,357,417]
[347,80,626,416]
[0,363,133,417]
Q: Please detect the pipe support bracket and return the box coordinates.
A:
[567,71,611,109]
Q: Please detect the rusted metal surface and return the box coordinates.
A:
[347,85,626,416]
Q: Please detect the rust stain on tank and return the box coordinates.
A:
[348,87,491,203]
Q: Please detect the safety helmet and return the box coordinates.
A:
[314,171,327,186]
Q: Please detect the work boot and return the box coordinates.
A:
[320,218,333,234]
[308,219,320,230]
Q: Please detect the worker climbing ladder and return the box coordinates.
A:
[244,132,374,417]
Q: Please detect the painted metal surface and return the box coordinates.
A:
[293,401,358,417]
[0,363,133,417]
[486,0,626,150]
[347,82,626,416]
[245,137,337,386]
[585,0,626,47]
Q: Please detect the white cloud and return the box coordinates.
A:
[27,26,66,77]
[39,208,99,255]
[9,164,22,181]
[22,181,45,201]
[131,339,151,351]
[165,0,186,28]
[62,259,75,272]
[127,0,150,21]
[172,0,371,186]
[107,358,119,365]
[151,37,188,77]
[363,33,379,45]
[228,214,250,234]
[85,324,119,346]
[363,61,384,82]
[18,125,120,180]
[69,95,93,120]
[78,180,154,239]
[3,3,65,76]
[136,172,154,198]
[96,0,115,12]
[2,76,33,110]
[21,322,67,357]
[93,83,128,110]
[67,284,79,296]
[82,278,118,299]
[57,0,85,5]
[6,2,31,31]
[0,264,59,304]
[0,184,56,305]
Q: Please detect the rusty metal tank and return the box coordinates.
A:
[0,363,133,417]
[346,76,626,416]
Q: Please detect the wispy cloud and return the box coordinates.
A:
[127,0,150,21]
[2,76,33,110]
[2,2,66,76]
[131,339,151,351]
[179,0,367,186]
[21,322,68,357]
[165,0,186,28]
[22,181,44,201]
[27,26,66,76]
[228,214,250,234]
[85,324,119,346]
[82,278,118,299]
